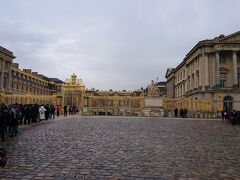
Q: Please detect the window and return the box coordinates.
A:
[238,73,240,87]
[220,73,227,87]
[237,54,240,64]
[4,63,9,70]
[219,54,225,64]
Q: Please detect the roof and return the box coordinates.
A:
[0,46,16,59]
[174,31,240,72]
[48,78,64,84]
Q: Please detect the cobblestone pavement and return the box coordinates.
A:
[0,116,240,179]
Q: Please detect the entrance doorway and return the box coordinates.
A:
[223,96,233,111]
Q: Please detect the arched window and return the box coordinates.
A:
[223,96,233,111]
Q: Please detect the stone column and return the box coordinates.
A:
[0,60,5,91]
[232,51,238,86]
[204,53,209,86]
[199,54,205,88]
[194,73,196,89]
[189,76,192,90]
[8,64,12,92]
[215,51,220,86]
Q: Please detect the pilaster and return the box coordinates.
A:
[8,66,12,92]
[215,51,220,86]
[199,53,204,88]
[1,60,5,91]
[204,53,209,86]
[232,51,238,86]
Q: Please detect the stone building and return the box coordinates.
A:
[165,31,240,117]
[0,46,15,94]
[0,46,63,104]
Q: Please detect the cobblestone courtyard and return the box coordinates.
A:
[0,116,240,179]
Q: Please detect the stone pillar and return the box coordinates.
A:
[8,65,12,92]
[189,76,192,90]
[194,73,196,89]
[215,51,220,86]
[0,60,5,91]
[199,54,205,88]
[212,55,216,86]
[232,51,238,86]
[204,53,209,86]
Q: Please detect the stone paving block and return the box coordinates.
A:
[0,116,240,179]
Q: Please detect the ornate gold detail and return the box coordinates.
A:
[65,73,84,86]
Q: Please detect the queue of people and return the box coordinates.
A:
[63,105,79,117]
[0,103,57,142]
[0,104,80,141]
[174,108,188,118]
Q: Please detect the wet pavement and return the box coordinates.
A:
[0,116,240,179]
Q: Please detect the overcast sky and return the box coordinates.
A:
[0,0,239,90]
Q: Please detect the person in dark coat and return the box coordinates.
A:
[2,104,10,138]
[180,108,184,118]
[31,104,39,123]
[64,106,67,116]
[0,105,6,141]
[45,105,50,120]
[9,106,18,137]
[174,108,178,117]
[56,105,60,117]
[184,108,188,118]
[51,105,55,119]
[24,105,31,125]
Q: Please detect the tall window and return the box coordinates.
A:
[220,73,227,87]
[219,54,226,64]
[4,63,9,70]
[238,73,240,87]
[237,54,240,64]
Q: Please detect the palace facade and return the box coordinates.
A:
[165,31,240,117]
[0,46,63,105]
[59,74,165,116]
[0,46,165,116]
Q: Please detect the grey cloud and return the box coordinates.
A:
[0,0,240,90]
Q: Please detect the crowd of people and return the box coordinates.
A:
[221,110,240,125]
[0,104,78,142]
[174,108,188,118]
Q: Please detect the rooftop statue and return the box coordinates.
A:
[147,80,160,96]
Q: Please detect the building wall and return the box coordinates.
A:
[11,67,50,95]
[165,32,240,116]
[0,46,15,93]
